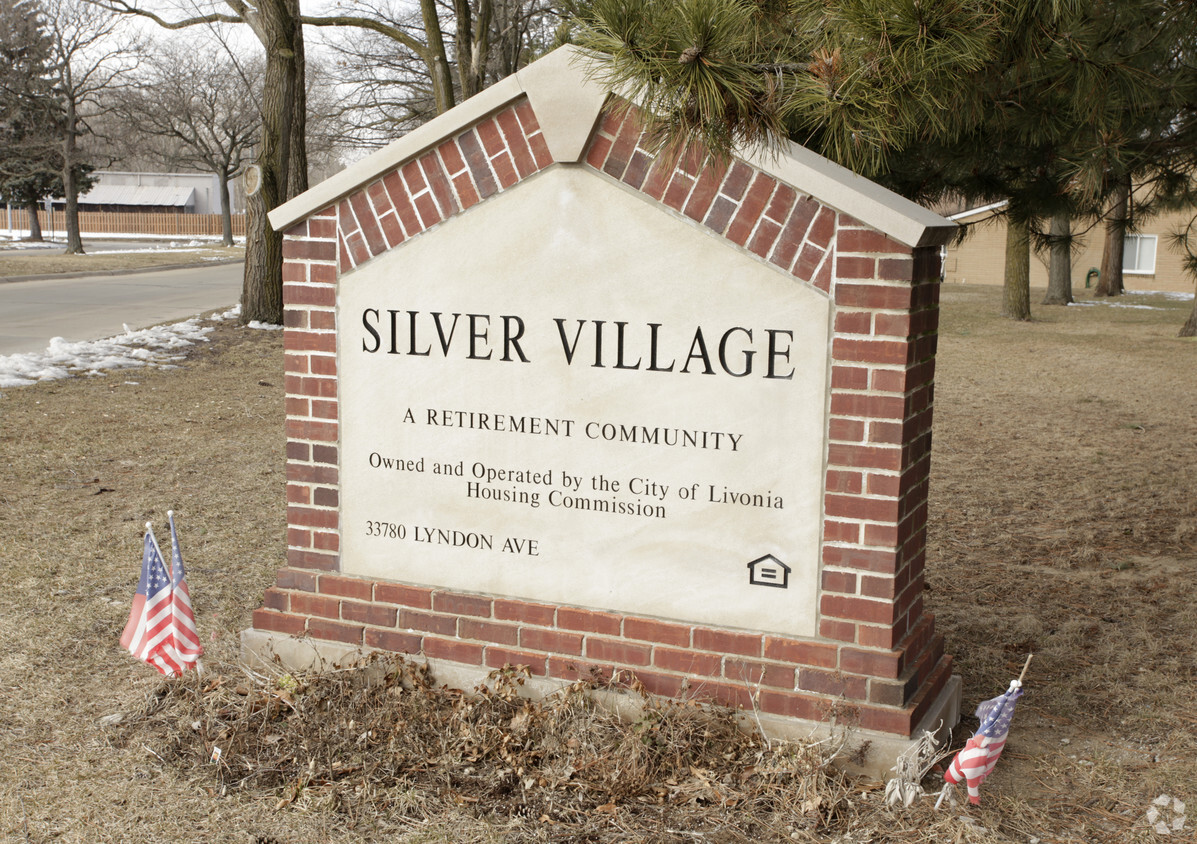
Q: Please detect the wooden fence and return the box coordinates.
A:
[4,208,246,238]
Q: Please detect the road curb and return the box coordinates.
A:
[0,258,245,285]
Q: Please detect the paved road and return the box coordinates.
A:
[0,262,243,356]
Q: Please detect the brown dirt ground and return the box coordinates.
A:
[0,245,244,279]
[0,284,1193,843]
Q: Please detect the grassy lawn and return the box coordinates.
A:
[0,283,1192,842]
[0,244,244,278]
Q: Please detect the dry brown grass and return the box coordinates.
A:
[0,283,1193,843]
[0,244,244,278]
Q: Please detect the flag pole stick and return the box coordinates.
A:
[1017,654,1033,684]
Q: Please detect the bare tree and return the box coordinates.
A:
[314,0,561,145]
[117,42,259,245]
[98,0,307,324]
[42,0,142,254]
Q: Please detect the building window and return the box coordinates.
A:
[1123,234,1157,274]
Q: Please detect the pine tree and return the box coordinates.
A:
[0,0,64,241]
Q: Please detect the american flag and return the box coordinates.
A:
[944,680,1024,805]
[119,524,184,676]
[167,511,203,666]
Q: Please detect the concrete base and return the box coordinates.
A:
[241,628,962,781]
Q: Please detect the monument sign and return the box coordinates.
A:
[249,46,961,764]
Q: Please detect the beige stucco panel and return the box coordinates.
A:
[336,167,831,638]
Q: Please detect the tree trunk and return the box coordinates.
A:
[1181,277,1197,337]
[24,199,43,241]
[420,0,456,114]
[1042,211,1073,305]
[62,101,83,254]
[241,0,306,325]
[218,170,234,247]
[1096,178,1129,297]
[1002,215,1031,320]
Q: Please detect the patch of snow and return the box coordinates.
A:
[0,306,252,390]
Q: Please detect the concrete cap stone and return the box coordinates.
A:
[269,45,955,249]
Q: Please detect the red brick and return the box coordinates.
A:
[682,159,728,222]
[311,400,337,420]
[794,242,826,281]
[641,154,674,201]
[833,338,909,366]
[835,283,913,310]
[662,169,695,212]
[433,592,492,618]
[309,351,337,373]
[703,195,738,234]
[285,221,307,238]
[547,657,607,682]
[476,118,505,156]
[826,443,902,472]
[806,206,836,248]
[288,505,338,530]
[799,668,868,700]
[438,138,466,175]
[723,659,796,689]
[527,131,552,169]
[820,595,897,627]
[494,599,556,627]
[748,218,783,259]
[282,262,305,283]
[489,150,519,190]
[485,647,547,675]
[375,583,433,609]
[312,444,338,464]
[382,171,421,235]
[398,609,456,636]
[457,129,499,198]
[866,473,901,497]
[819,618,857,643]
[423,637,483,664]
[319,575,372,601]
[287,463,338,486]
[822,519,860,543]
[284,284,336,308]
[828,417,866,443]
[623,617,691,647]
[757,690,823,720]
[276,568,318,592]
[261,588,288,611]
[689,680,752,710]
[830,393,906,419]
[821,569,858,593]
[633,670,685,699]
[586,637,651,666]
[284,329,336,355]
[770,196,818,271]
[365,628,422,653]
[253,609,306,635]
[291,592,340,619]
[558,607,621,636]
[864,523,900,547]
[878,257,915,281]
[834,311,872,335]
[822,546,899,573]
[858,624,902,650]
[654,647,721,676]
[837,228,908,254]
[420,153,459,216]
[282,239,336,262]
[824,494,900,523]
[521,627,583,655]
[622,149,653,189]
[286,549,338,571]
[496,108,537,178]
[348,190,386,256]
[310,263,336,285]
[308,618,363,646]
[452,172,481,209]
[341,600,397,628]
[692,628,761,658]
[286,482,309,504]
[720,161,754,200]
[725,173,776,246]
[585,133,613,170]
[763,637,839,668]
[840,647,903,680]
[869,421,904,445]
[309,217,336,239]
[825,469,863,494]
[459,618,519,645]
[312,531,339,552]
[831,365,869,389]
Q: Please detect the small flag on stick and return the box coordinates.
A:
[168,510,203,667]
[940,655,1031,806]
[120,515,202,676]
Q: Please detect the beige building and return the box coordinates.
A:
[944,201,1196,295]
